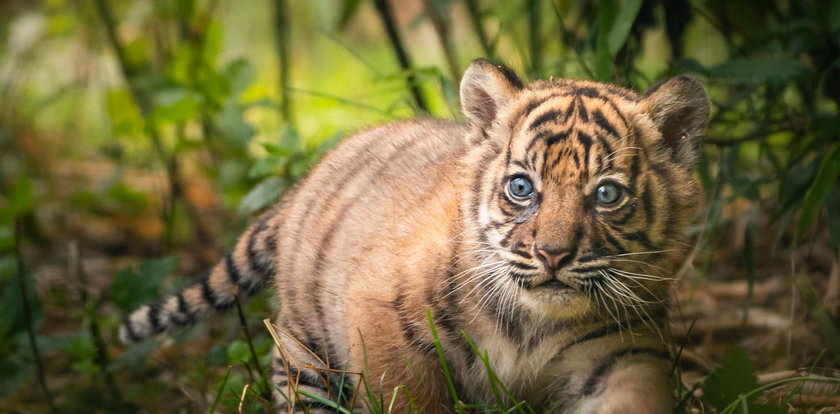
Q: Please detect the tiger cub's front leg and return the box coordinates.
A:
[547,330,675,414]
[573,354,673,414]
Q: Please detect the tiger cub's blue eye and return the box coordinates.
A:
[596,183,622,206]
[508,177,534,200]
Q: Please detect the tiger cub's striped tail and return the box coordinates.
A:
[119,211,278,343]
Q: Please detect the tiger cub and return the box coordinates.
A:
[120,59,710,413]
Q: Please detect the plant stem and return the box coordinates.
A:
[463,0,493,58]
[421,0,460,83]
[527,0,541,76]
[14,218,58,413]
[273,0,294,124]
[69,241,124,405]
[89,0,182,250]
[371,0,429,112]
[234,293,270,399]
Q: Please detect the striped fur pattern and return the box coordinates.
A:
[120,59,710,413]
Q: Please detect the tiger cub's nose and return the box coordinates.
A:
[536,245,574,270]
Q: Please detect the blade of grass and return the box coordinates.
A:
[272,0,294,124]
[296,390,354,414]
[209,365,233,414]
[420,0,460,83]
[425,308,460,410]
[463,0,493,58]
[371,0,429,112]
[234,293,269,398]
[14,218,58,413]
[797,143,840,238]
[794,274,840,355]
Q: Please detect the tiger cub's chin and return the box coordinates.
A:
[517,272,595,319]
[520,288,594,319]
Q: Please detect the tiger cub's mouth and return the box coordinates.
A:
[535,278,573,290]
[528,264,609,294]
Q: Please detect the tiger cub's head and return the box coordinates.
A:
[458,59,710,321]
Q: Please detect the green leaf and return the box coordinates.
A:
[707,59,809,84]
[217,100,255,149]
[110,256,177,314]
[109,338,160,372]
[0,268,43,340]
[152,87,201,124]
[3,176,34,218]
[224,59,255,95]
[797,143,840,238]
[795,275,840,356]
[594,0,641,81]
[226,340,251,364]
[278,124,301,153]
[606,0,642,55]
[831,0,840,32]
[0,227,12,251]
[594,0,617,81]
[248,156,286,179]
[338,0,363,30]
[0,334,34,398]
[702,348,758,411]
[238,177,285,215]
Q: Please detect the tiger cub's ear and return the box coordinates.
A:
[460,59,523,130]
[639,74,711,166]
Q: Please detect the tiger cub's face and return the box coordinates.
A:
[459,60,710,321]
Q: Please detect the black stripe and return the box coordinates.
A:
[201,276,231,310]
[173,292,194,326]
[571,265,606,273]
[593,109,619,138]
[642,175,654,225]
[394,288,435,355]
[122,316,141,342]
[225,253,243,287]
[574,87,601,98]
[611,203,638,225]
[576,96,590,121]
[622,230,657,250]
[444,254,476,367]
[510,246,532,260]
[603,231,627,254]
[246,219,274,278]
[629,153,641,192]
[499,226,516,248]
[529,109,563,131]
[582,347,671,396]
[545,131,570,148]
[147,302,163,333]
[511,261,538,270]
[595,134,615,171]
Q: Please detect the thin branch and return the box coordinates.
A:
[463,0,493,58]
[371,0,429,112]
[273,0,294,124]
[234,293,271,399]
[69,241,124,405]
[527,0,542,76]
[15,218,58,413]
[420,0,460,83]
[89,0,182,249]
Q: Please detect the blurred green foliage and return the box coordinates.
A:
[0,0,838,412]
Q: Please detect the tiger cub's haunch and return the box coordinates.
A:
[121,59,710,413]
